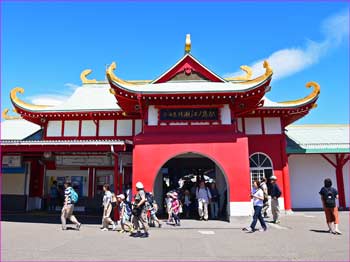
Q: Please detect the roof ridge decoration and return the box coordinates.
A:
[107,62,147,86]
[226,60,273,84]
[2,108,22,120]
[10,87,52,111]
[80,69,98,84]
[226,65,253,81]
[279,81,320,106]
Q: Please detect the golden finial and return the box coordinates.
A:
[185,34,191,53]
[80,69,98,84]
[10,87,51,110]
[279,81,320,105]
[225,65,253,81]
[2,108,22,120]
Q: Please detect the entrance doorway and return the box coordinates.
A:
[153,153,230,221]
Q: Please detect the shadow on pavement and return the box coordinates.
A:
[309,229,331,234]
[1,212,101,225]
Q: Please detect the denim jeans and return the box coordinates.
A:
[250,205,267,230]
[210,201,219,219]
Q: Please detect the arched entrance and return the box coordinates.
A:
[153,152,230,221]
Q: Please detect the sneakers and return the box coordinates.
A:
[140,232,149,238]
[259,227,267,232]
[76,223,81,230]
[112,223,117,231]
[242,227,254,233]
[334,230,342,235]
[274,220,280,224]
[101,228,108,231]
[130,231,142,237]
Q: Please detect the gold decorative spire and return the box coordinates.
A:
[2,108,22,120]
[227,60,273,84]
[80,69,98,84]
[10,87,52,110]
[185,34,191,53]
[279,81,320,105]
[225,65,253,81]
[106,62,139,86]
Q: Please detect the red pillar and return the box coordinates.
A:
[321,154,349,209]
[281,137,292,211]
[88,168,94,198]
[113,154,120,220]
[335,155,346,208]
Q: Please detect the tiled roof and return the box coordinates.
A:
[1,119,41,140]
[286,125,350,153]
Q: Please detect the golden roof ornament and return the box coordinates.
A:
[2,108,22,120]
[80,69,98,84]
[185,34,191,53]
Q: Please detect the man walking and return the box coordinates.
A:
[270,176,281,224]
[131,182,149,237]
[196,181,211,221]
[61,181,81,230]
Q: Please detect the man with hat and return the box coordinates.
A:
[269,175,281,224]
[130,181,149,237]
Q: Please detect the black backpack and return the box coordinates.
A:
[324,188,336,208]
[145,192,154,208]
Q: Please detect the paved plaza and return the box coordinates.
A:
[1,211,349,261]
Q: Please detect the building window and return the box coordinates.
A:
[249,153,274,187]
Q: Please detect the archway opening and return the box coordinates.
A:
[153,152,230,221]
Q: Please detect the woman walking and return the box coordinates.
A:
[170,192,181,226]
[243,180,267,232]
[101,184,117,231]
[319,178,342,234]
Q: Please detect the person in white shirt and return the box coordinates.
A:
[243,180,267,232]
[101,184,117,231]
[196,181,212,221]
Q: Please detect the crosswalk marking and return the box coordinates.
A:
[198,230,215,235]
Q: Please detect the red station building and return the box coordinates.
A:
[1,35,348,218]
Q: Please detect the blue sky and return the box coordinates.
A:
[1,2,349,124]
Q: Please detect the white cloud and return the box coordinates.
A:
[27,82,81,106]
[225,10,349,81]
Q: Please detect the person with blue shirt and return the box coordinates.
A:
[243,180,267,233]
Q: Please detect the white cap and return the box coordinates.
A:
[270,175,277,180]
[117,194,125,200]
[136,182,144,189]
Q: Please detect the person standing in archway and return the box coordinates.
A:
[196,181,212,221]
[209,183,220,219]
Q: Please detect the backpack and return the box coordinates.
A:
[124,201,132,217]
[70,188,78,204]
[145,192,154,208]
[324,188,336,208]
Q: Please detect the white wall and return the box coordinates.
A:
[237,118,243,132]
[81,120,96,136]
[264,117,281,134]
[148,105,158,126]
[117,120,132,136]
[64,120,79,137]
[99,120,114,136]
[135,120,142,135]
[47,121,62,137]
[343,161,349,207]
[245,118,262,135]
[289,154,340,208]
[221,104,231,125]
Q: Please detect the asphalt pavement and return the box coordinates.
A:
[1,211,349,261]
